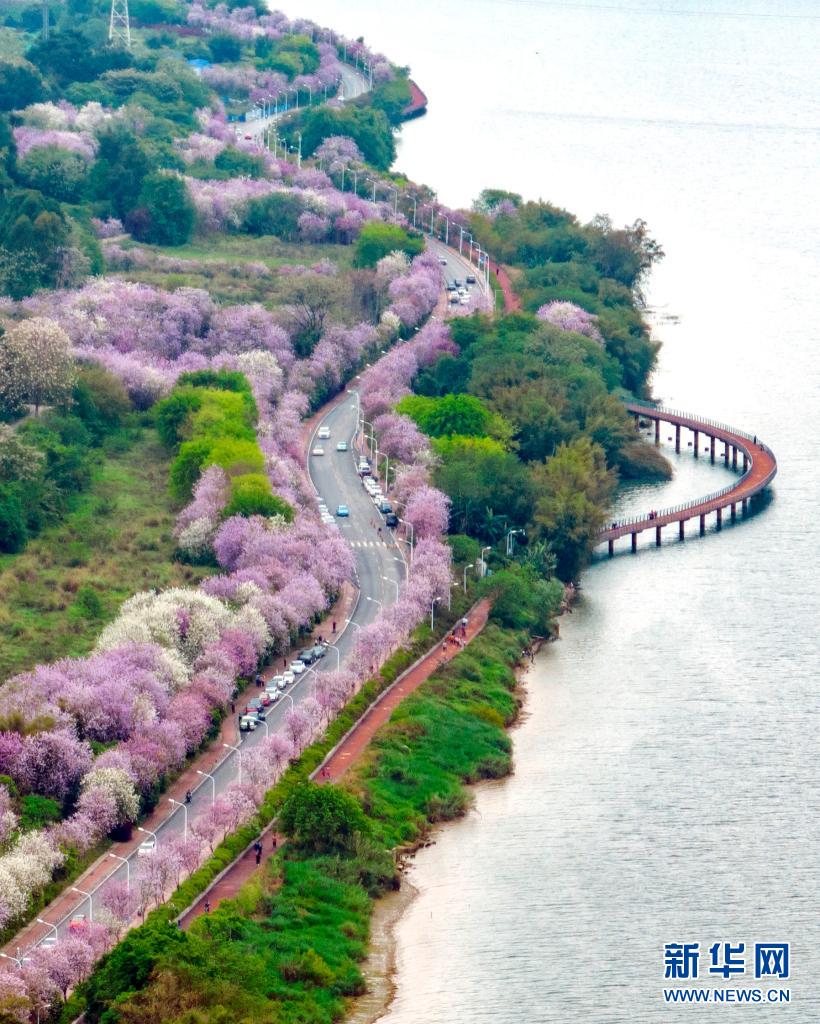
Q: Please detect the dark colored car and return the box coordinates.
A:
[466,274,477,284]
[245,698,263,713]
[298,648,317,665]
[311,645,327,660]
[378,500,393,515]
[385,512,399,528]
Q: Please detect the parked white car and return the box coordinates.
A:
[137,837,156,857]
[311,446,325,456]
[282,671,295,685]
[290,660,306,674]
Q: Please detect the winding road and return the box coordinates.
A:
[4,384,403,956]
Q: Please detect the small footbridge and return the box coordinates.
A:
[596,402,777,554]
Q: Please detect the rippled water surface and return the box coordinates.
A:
[295,0,818,1018]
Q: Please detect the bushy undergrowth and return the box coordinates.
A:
[67,613,526,1024]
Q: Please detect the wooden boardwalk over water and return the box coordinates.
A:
[596,402,777,554]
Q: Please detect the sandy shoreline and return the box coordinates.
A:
[344,602,570,1024]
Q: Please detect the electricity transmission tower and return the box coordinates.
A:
[108,0,131,48]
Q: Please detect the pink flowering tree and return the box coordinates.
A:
[536,301,604,344]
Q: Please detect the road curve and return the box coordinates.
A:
[6,385,403,953]
[596,403,777,551]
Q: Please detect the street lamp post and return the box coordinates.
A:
[344,618,361,631]
[168,797,188,840]
[223,742,243,787]
[381,575,399,601]
[0,952,23,969]
[108,853,130,890]
[505,528,525,556]
[480,545,492,578]
[375,448,389,491]
[366,596,383,611]
[398,516,414,551]
[36,918,58,942]
[71,886,94,922]
[430,597,441,630]
[196,769,216,805]
[463,563,475,592]
[296,131,302,170]
[411,195,417,227]
[281,692,295,712]
[326,644,341,670]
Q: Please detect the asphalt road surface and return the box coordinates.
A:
[243,62,369,141]
[40,385,405,942]
[425,236,491,307]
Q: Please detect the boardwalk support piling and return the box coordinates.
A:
[655,526,662,546]
[743,452,749,472]
[731,503,736,521]
[710,436,716,463]
[724,446,730,465]
[675,424,681,453]
[700,513,706,536]
[732,447,738,470]
[654,419,660,445]
[716,507,723,528]
[679,520,685,540]
[631,532,637,552]
[608,539,614,556]
[694,429,699,457]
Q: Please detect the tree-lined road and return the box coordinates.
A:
[8,384,403,952]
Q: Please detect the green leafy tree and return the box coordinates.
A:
[293,105,395,169]
[88,125,151,220]
[16,145,89,202]
[0,485,27,553]
[0,58,44,111]
[432,435,533,538]
[353,221,423,268]
[396,393,500,439]
[480,564,563,632]
[27,28,132,87]
[224,473,295,520]
[208,33,242,62]
[530,437,614,579]
[214,146,265,179]
[130,173,194,246]
[280,782,369,855]
[242,191,304,238]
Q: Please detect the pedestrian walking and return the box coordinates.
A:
[332,620,337,633]
[230,700,235,714]
[204,899,210,914]
[272,834,277,850]
[255,849,261,866]
[185,789,192,804]
[283,656,287,669]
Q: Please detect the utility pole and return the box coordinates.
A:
[108,0,131,48]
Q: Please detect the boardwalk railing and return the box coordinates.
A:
[610,479,744,530]
[597,401,777,548]
[628,401,756,442]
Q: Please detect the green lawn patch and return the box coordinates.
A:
[0,428,209,680]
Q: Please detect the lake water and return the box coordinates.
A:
[296,0,819,1018]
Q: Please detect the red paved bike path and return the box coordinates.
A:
[180,599,492,925]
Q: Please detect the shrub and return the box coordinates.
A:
[353,221,424,268]
[0,485,27,553]
[224,474,294,520]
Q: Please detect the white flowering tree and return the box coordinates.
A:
[0,317,76,416]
